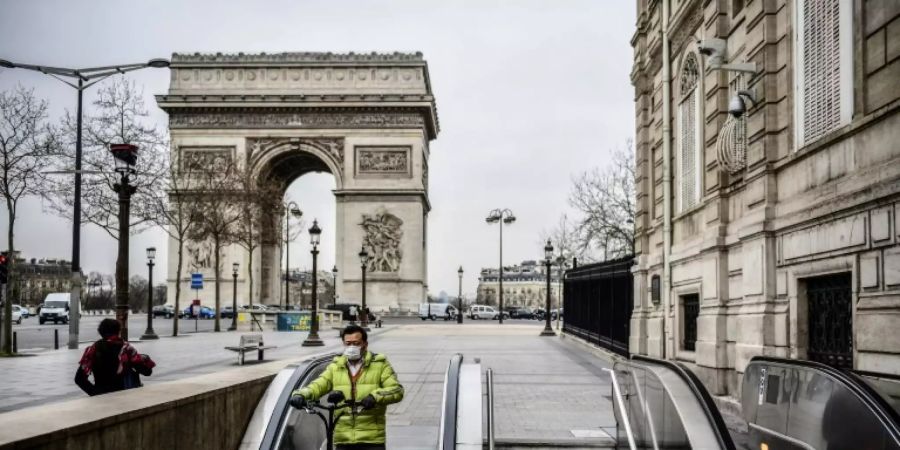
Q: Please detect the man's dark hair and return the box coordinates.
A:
[340,324,368,342]
[97,318,121,338]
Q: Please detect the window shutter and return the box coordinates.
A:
[799,0,848,145]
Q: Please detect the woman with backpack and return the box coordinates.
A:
[75,318,155,396]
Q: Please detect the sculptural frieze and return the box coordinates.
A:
[169,111,426,130]
[180,147,233,172]
[246,137,345,174]
[186,240,214,272]
[357,147,410,174]
[360,211,404,273]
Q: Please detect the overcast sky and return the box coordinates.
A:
[0,0,636,298]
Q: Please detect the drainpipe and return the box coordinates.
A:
[661,0,673,359]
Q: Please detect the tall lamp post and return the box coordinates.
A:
[140,247,158,340]
[0,57,170,349]
[359,246,370,330]
[332,265,338,304]
[111,144,138,341]
[229,263,239,331]
[457,266,464,324]
[303,220,324,346]
[283,202,302,309]
[486,208,515,324]
[541,240,556,336]
[555,255,568,331]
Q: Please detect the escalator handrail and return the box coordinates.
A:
[748,356,900,443]
[439,353,463,450]
[630,354,737,450]
[259,353,340,450]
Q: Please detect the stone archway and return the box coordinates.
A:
[157,52,439,313]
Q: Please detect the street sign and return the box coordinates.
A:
[191,273,203,290]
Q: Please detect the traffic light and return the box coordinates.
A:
[0,252,7,285]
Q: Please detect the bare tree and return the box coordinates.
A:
[128,275,149,313]
[151,146,202,336]
[0,86,56,354]
[46,78,167,239]
[540,213,593,265]
[230,165,284,313]
[191,157,242,332]
[568,141,636,261]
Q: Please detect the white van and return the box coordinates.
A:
[418,303,442,321]
[468,304,505,320]
[39,293,71,325]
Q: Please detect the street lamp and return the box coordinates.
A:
[111,144,138,341]
[0,57,169,349]
[555,255,568,331]
[303,220,324,347]
[457,266,464,324]
[283,202,302,309]
[486,208,515,324]
[541,240,556,336]
[359,246,370,330]
[332,265,338,304]
[229,262,239,331]
[140,247,158,340]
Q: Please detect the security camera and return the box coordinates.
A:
[697,38,727,67]
[728,89,757,118]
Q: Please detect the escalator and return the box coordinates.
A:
[741,356,900,450]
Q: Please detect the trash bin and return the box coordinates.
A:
[276,311,311,331]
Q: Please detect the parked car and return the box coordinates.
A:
[263,304,283,311]
[550,308,563,320]
[13,304,29,319]
[418,303,440,321]
[508,307,535,319]
[532,308,547,320]
[181,305,215,319]
[468,304,508,320]
[11,307,22,324]
[220,306,235,318]
[241,304,268,313]
[152,304,175,318]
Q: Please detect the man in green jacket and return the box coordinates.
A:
[291,324,404,449]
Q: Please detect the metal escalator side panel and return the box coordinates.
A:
[623,356,736,450]
[743,357,900,450]
[455,363,483,450]
[439,354,463,450]
[256,354,339,450]
[241,368,299,450]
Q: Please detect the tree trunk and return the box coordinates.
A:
[2,207,14,354]
[213,235,221,332]
[173,237,183,336]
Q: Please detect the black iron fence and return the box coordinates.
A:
[563,256,634,356]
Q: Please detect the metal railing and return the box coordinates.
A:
[486,368,495,450]
[604,368,637,450]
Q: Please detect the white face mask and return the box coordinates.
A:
[343,345,362,361]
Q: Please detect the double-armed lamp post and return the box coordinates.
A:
[540,240,556,336]
[486,208,515,324]
[0,57,169,348]
[302,220,324,347]
[283,202,302,309]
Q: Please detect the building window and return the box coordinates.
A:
[678,53,702,211]
[681,294,699,351]
[795,0,853,147]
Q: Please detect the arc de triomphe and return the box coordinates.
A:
[157,52,438,313]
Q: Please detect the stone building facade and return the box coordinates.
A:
[6,254,78,307]
[630,0,900,396]
[477,260,563,310]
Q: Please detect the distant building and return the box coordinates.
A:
[5,253,82,306]
[285,269,335,308]
[476,260,563,310]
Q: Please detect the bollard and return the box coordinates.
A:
[13,331,17,353]
[54,329,59,350]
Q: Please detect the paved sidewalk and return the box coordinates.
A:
[0,326,358,413]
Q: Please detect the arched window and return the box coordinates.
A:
[678,53,702,211]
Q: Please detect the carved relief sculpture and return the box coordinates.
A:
[186,240,213,272]
[180,147,233,172]
[357,147,410,174]
[360,211,404,272]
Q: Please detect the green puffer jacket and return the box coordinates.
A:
[292,351,404,444]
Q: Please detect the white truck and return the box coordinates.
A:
[39,293,71,325]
